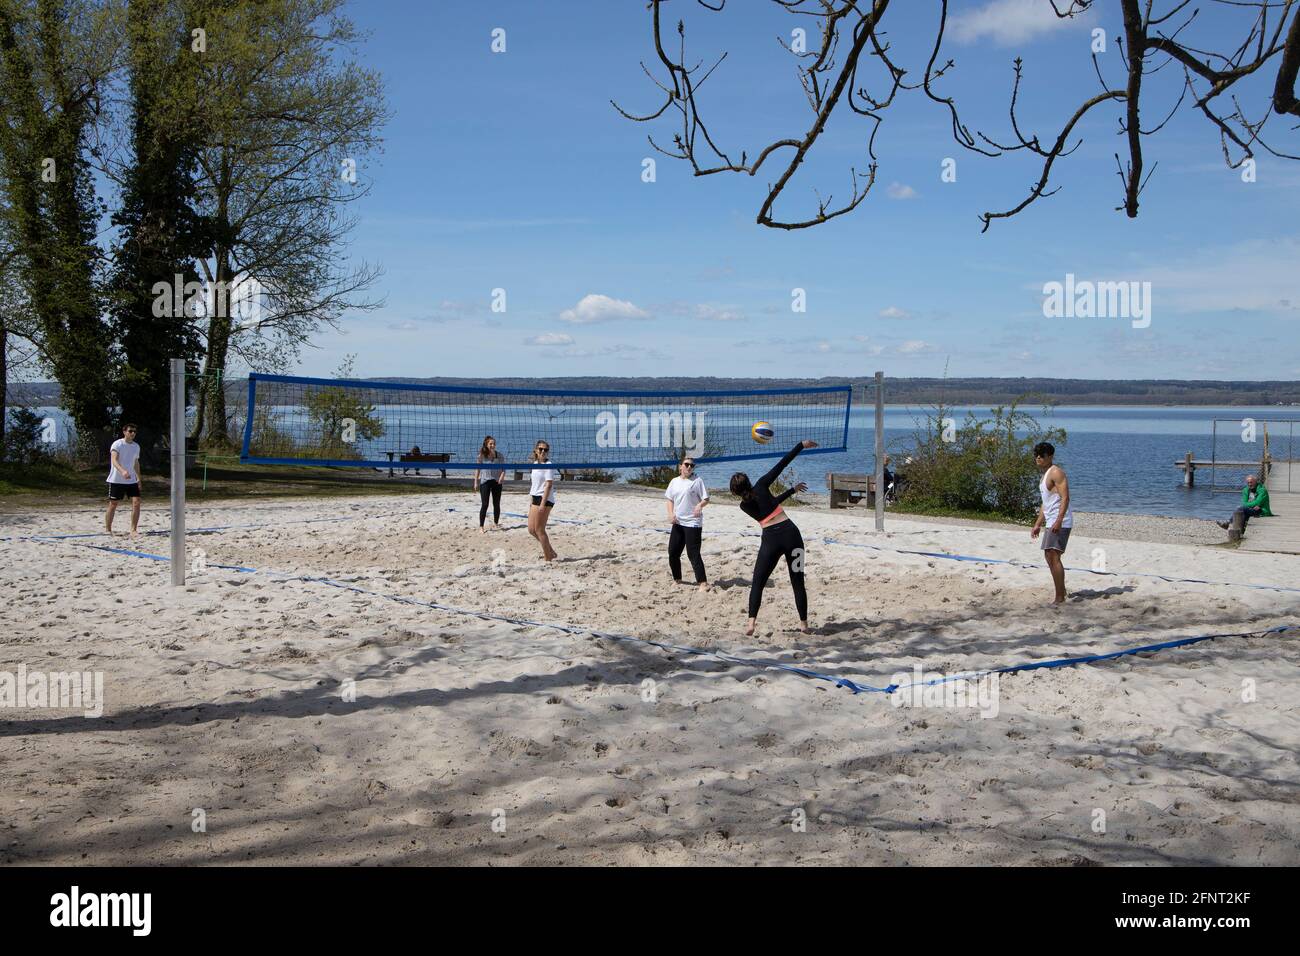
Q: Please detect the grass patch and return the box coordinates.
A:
[0,458,460,509]
[887,500,1030,525]
[0,461,92,499]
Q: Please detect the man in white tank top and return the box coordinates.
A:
[1030,441,1072,605]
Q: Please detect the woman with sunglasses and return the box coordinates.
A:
[664,456,709,591]
[473,435,506,532]
[527,440,558,561]
[730,440,815,635]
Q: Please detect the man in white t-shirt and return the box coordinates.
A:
[664,457,709,591]
[105,423,143,536]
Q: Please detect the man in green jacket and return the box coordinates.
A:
[1217,474,1272,532]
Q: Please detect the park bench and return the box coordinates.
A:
[385,450,451,478]
[826,472,875,509]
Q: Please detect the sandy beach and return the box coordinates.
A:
[2,487,1297,865]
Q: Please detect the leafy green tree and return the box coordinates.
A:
[302,355,383,459]
[185,0,387,445]
[107,0,212,448]
[0,0,117,445]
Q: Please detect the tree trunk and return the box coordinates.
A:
[0,319,7,458]
[202,243,233,447]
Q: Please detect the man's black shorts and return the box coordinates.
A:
[107,482,141,500]
[530,495,554,508]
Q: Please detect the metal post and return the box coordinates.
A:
[169,358,186,586]
[873,371,885,531]
[1210,419,1218,494]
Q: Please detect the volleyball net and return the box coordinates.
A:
[239,373,852,471]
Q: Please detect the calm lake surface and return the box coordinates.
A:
[707,405,1297,522]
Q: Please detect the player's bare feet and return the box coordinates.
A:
[745,618,756,637]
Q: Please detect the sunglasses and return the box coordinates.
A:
[682,462,695,469]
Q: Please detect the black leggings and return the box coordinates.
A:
[668,524,707,583]
[748,520,807,620]
[479,479,502,526]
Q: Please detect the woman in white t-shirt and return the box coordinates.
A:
[664,456,709,591]
[527,439,558,561]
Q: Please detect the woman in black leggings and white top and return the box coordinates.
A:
[474,435,506,532]
[730,440,815,636]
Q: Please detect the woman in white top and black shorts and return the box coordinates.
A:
[527,439,558,561]
[473,435,506,532]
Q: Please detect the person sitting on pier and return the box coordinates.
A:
[1217,474,1271,533]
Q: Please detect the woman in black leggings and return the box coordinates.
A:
[730,440,816,635]
[474,436,505,532]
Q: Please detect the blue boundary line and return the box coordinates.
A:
[24,534,1299,700]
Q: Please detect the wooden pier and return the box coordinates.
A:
[1172,453,1278,488]
[1239,462,1300,555]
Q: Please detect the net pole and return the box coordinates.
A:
[169,358,186,586]
[873,371,885,531]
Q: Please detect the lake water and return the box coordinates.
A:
[689,405,1296,522]
[15,403,1298,521]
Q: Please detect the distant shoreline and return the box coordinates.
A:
[8,375,1300,408]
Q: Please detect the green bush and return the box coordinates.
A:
[2,407,52,465]
[899,398,1065,521]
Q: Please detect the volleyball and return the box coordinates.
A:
[751,421,775,444]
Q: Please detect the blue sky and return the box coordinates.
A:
[298,0,1300,381]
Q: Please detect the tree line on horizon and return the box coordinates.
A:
[10,375,1300,410]
[0,0,386,463]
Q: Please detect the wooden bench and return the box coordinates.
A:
[827,472,875,509]
[385,451,451,478]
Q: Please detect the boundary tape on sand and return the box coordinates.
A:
[25,534,1299,700]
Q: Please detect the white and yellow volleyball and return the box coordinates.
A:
[751,421,775,444]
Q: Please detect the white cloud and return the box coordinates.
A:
[879,306,912,319]
[387,320,420,331]
[852,335,886,356]
[1042,237,1300,317]
[525,332,574,347]
[433,299,482,316]
[695,304,745,322]
[1139,238,1300,315]
[950,0,1090,46]
[557,343,667,361]
[897,340,937,355]
[559,294,650,324]
[886,182,919,200]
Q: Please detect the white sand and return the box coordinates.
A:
[2,490,1298,865]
